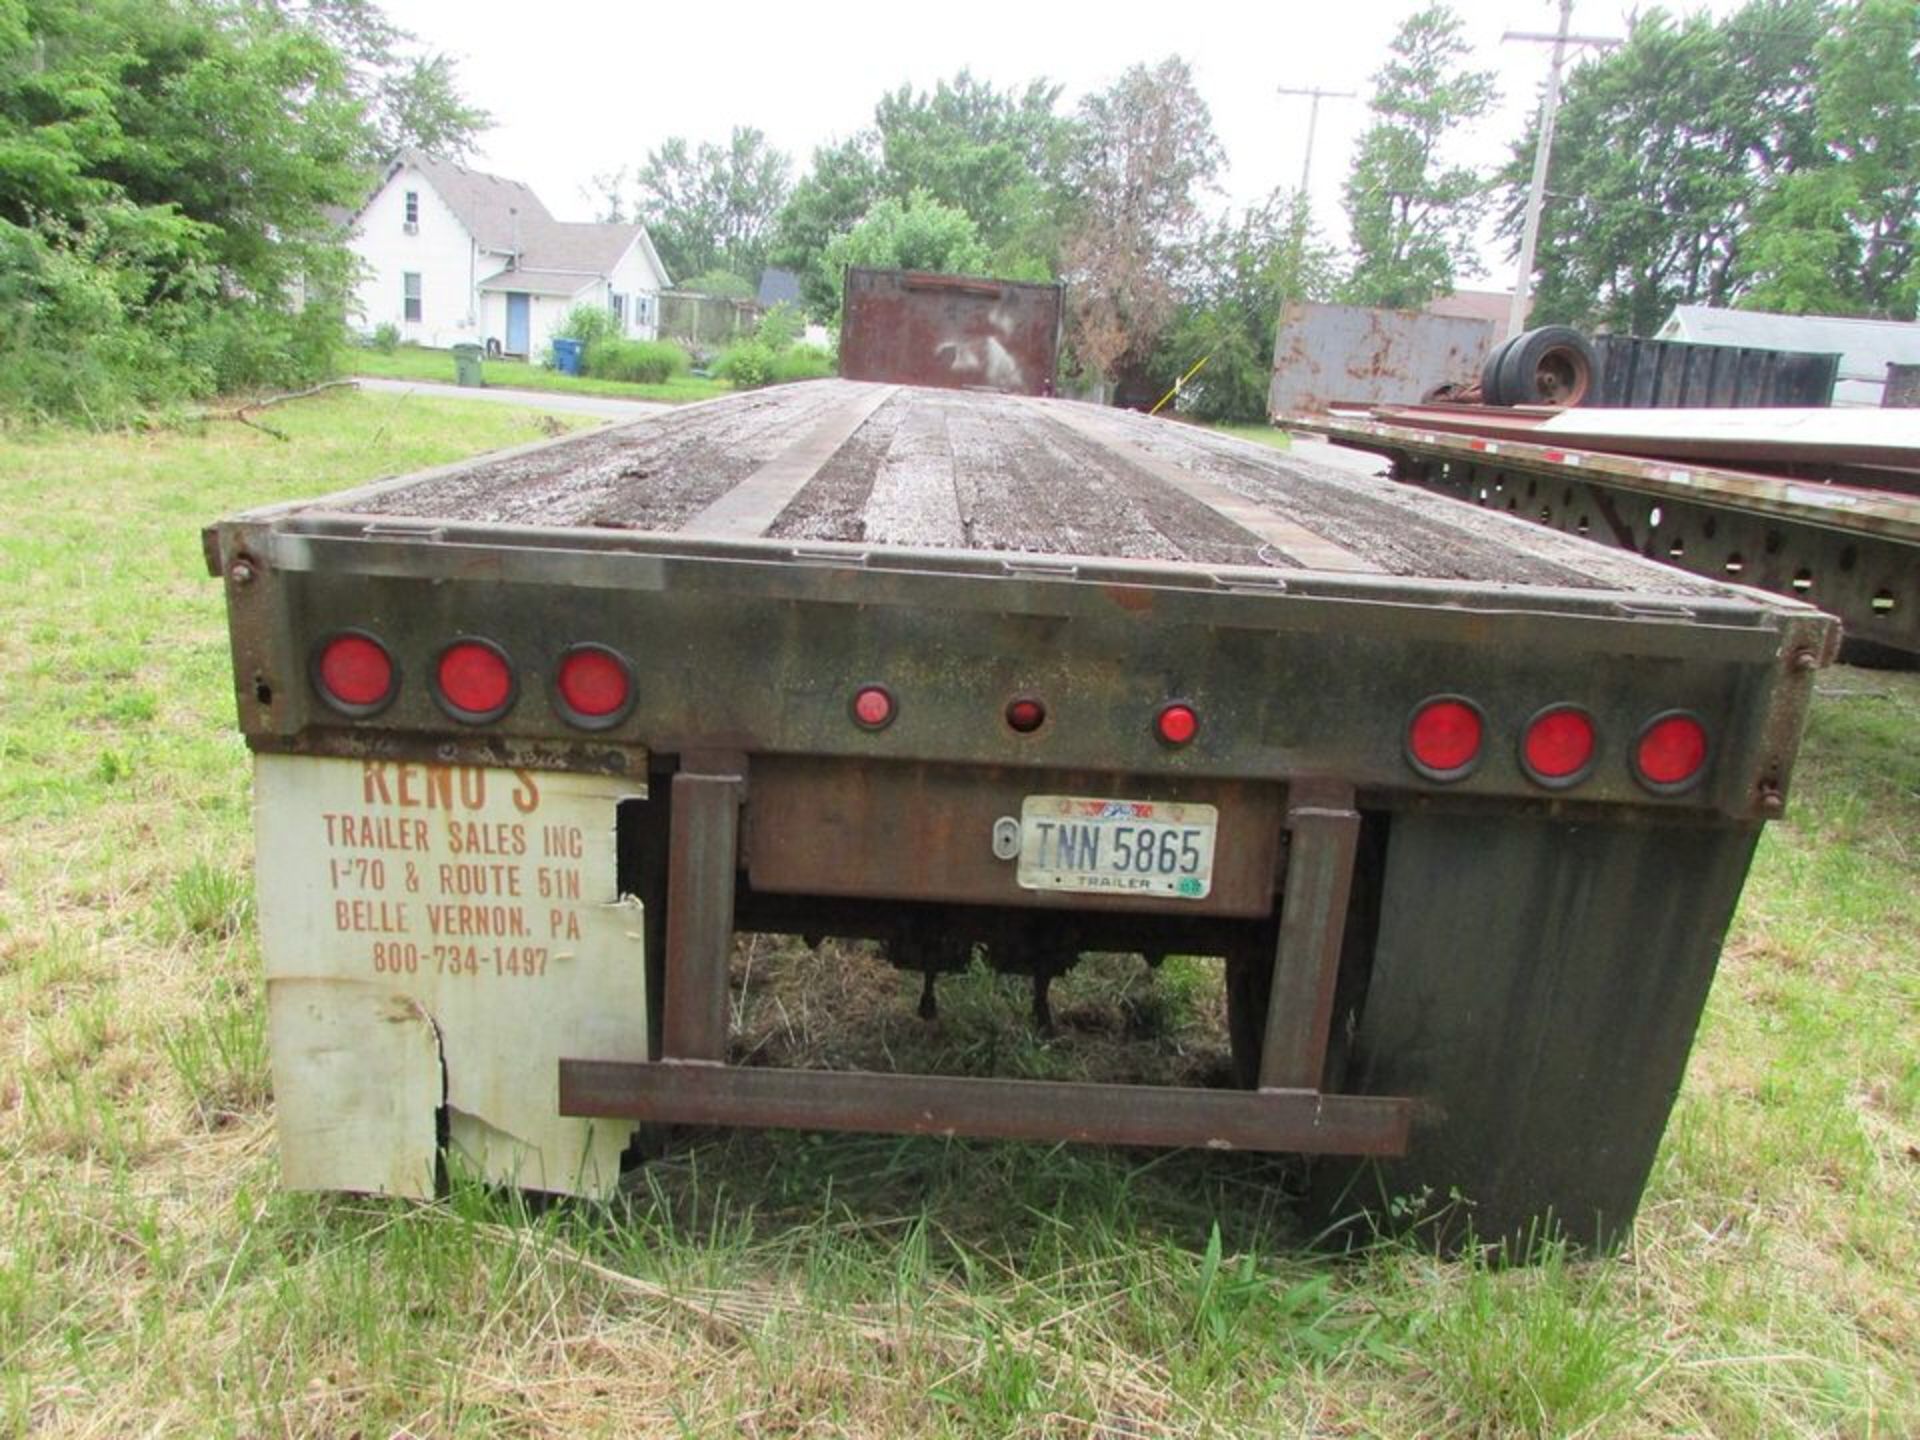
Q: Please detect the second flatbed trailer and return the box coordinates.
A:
[1288,409,1918,661]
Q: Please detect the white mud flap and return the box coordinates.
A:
[254,755,647,1198]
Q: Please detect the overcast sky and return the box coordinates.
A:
[378,0,1743,286]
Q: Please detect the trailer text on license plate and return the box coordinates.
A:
[1016,795,1218,899]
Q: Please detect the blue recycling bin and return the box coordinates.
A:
[552,337,583,376]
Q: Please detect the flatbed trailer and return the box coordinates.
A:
[1288,410,1919,660]
[210,378,1836,1251]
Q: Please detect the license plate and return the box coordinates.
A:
[1016,795,1217,899]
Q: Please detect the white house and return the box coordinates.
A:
[347,150,671,358]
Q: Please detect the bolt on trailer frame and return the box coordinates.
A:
[210,383,1837,1251]
[1288,412,1919,661]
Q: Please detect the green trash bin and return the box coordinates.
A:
[452,342,485,388]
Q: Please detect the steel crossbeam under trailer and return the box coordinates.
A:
[1288,411,1919,663]
[210,378,1836,1253]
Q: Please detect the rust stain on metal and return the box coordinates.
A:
[1103,584,1156,614]
[744,755,1284,918]
[839,268,1062,396]
[1269,302,1494,415]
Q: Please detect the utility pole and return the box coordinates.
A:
[1275,86,1358,197]
[1504,1,1620,338]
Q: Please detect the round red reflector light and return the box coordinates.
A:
[851,684,894,730]
[315,632,394,713]
[1634,712,1708,791]
[435,640,515,722]
[1406,697,1482,780]
[1005,697,1047,734]
[1522,705,1596,785]
[556,645,633,726]
[1155,702,1198,746]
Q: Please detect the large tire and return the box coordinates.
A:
[1479,334,1522,406]
[1498,325,1598,408]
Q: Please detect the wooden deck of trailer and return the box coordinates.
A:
[321,380,1760,599]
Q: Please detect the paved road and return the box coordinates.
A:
[353,374,668,421]
[1283,434,1391,479]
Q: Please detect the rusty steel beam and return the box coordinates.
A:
[660,763,746,1062]
[558,1059,1413,1156]
[1260,780,1361,1091]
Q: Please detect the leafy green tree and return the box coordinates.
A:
[774,71,1076,321]
[1341,3,1497,309]
[271,0,491,160]
[599,126,791,282]
[1500,0,1825,333]
[771,135,886,318]
[0,0,373,422]
[872,71,1076,274]
[1161,192,1339,422]
[819,191,991,318]
[1739,0,1919,318]
[1061,56,1222,395]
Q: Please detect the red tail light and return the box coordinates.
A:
[435,639,515,723]
[1005,697,1047,733]
[1154,702,1198,746]
[556,644,634,727]
[1406,696,1483,781]
[1634,712,1708,792]
[1521,705,1596,786]
[314,632,395,715]
[851,684,894,730]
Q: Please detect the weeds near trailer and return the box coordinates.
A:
[1,396,1916,1435]
[161,979,270,1126]
[1404,1241,1650,1436]
[167,859,253,941]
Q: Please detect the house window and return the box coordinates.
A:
[402,272,422,323]
[609,292,626,327]
[634,294,652,328]
[403,190,419,229]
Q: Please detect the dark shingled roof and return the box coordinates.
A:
[516,222,644,275]
[371,149,554,253]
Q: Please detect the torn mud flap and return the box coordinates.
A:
[254,755,649,1199]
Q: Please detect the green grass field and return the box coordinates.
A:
[0,393,1915,1436]
[1207,422,1291,451]
[349,343,734,405]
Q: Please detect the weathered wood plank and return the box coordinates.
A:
[683,384,898,538]
[1034,400,1382,573]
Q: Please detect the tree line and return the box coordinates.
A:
[2,0,1913,427]
[600,0,1916,418]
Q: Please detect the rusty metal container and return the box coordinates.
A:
[838,268,1062,396]
[1267,301,1495,414]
